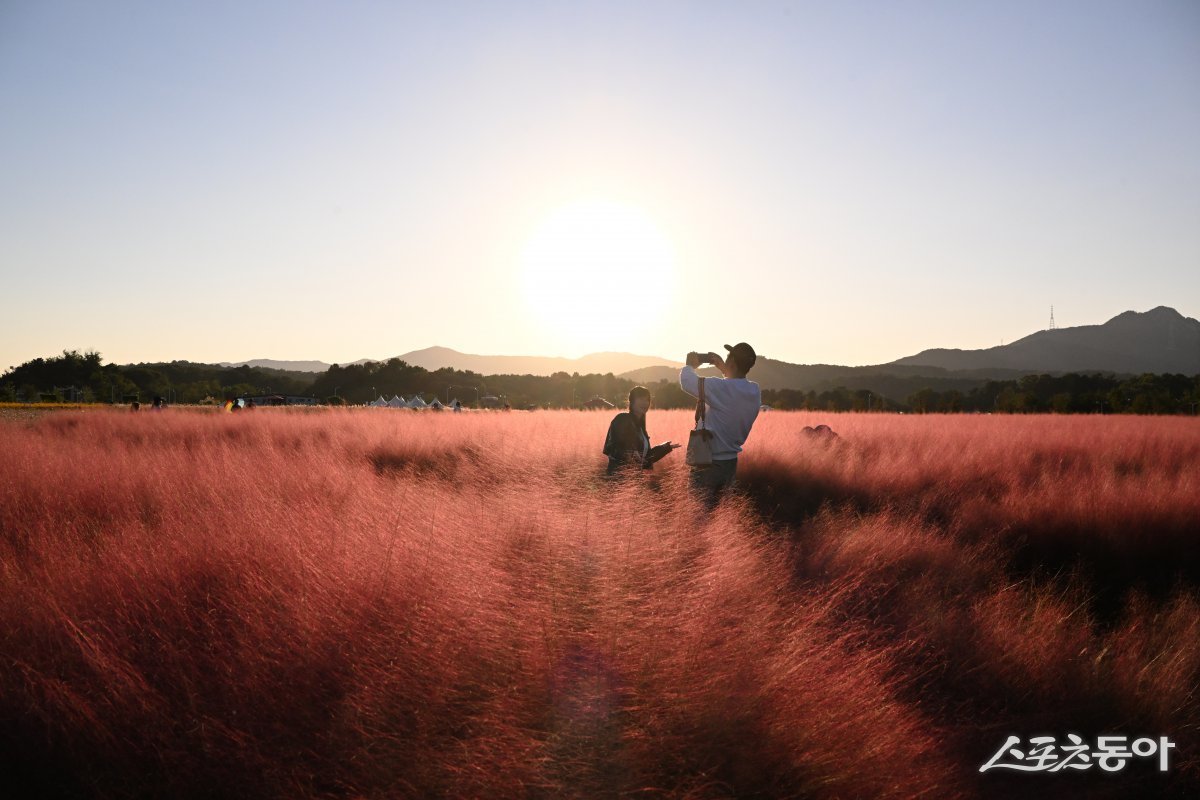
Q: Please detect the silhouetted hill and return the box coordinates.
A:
[220,358,375,372]
[220,306,1197,394]
[225,349,681,377]
[619,360,1028,396]
[890,306,1200,374]
[389,347,680,377]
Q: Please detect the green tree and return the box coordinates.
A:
[940,389,964,412]
[1050,392,1072,413]
[908,388,938,414]
[652,381,694,410]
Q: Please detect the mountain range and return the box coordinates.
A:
[222,348,681,376]
[222,307,1199,388]
[891,306,1198,375]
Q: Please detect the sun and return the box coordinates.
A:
[518,199,676,351]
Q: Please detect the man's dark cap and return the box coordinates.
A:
[723,342,756,372]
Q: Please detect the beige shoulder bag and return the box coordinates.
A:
[685,377,714,467]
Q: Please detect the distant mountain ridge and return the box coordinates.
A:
[620,306,1198,396]
[218,359,366,373]
[389,347,680,377]
[223,348,681,377]
[618,360,1031,394]
[889,306,1200,375]
[219,307,1198,388]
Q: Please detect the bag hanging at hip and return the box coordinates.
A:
[686,376,714,467]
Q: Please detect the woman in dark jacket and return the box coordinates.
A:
[603,386,680,475]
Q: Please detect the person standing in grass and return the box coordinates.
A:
[603,385,681,476]
[681,343,762,500]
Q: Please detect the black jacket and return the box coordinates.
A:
[603,412,670,474]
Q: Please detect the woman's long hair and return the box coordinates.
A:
[628,386,651,435]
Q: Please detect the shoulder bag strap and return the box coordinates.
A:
[695,377,706,429]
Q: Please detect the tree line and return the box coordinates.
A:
[0,351,682,409]
[0,351,315,405]
[309,359,699,409]
[761,372,1200,415]
[4,350,1198,414]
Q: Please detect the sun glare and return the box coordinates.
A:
[519,199,676,351]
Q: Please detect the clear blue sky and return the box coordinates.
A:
[2,0,1197,370]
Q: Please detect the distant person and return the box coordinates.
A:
[130,401,140,412]
[680,343,762,501]
[603,385,681,476]
[151,396,164,411]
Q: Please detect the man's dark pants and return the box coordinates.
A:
[688,458,737,507]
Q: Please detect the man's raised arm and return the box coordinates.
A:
[680,352,701,397]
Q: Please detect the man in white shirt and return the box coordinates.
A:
[680,342,762,500]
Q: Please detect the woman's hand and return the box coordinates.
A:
[649,442,682,463]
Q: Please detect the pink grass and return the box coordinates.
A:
[1,408,1196,798]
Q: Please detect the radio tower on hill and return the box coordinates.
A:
[1048,306,1057,331]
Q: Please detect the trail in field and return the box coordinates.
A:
[543,538,630,798]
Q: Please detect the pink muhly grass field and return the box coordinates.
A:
[1,408,1196,798]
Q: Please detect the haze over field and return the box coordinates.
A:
[2,1,1197,372]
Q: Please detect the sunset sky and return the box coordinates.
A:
[2,1,1197,372]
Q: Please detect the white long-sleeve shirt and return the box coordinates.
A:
[680,366,761,460]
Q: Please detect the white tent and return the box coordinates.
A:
[370,396,388,407]
[387,395,407,408]
[428,398,444,410]
[407,395,427,409]
[449,399,463,412]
